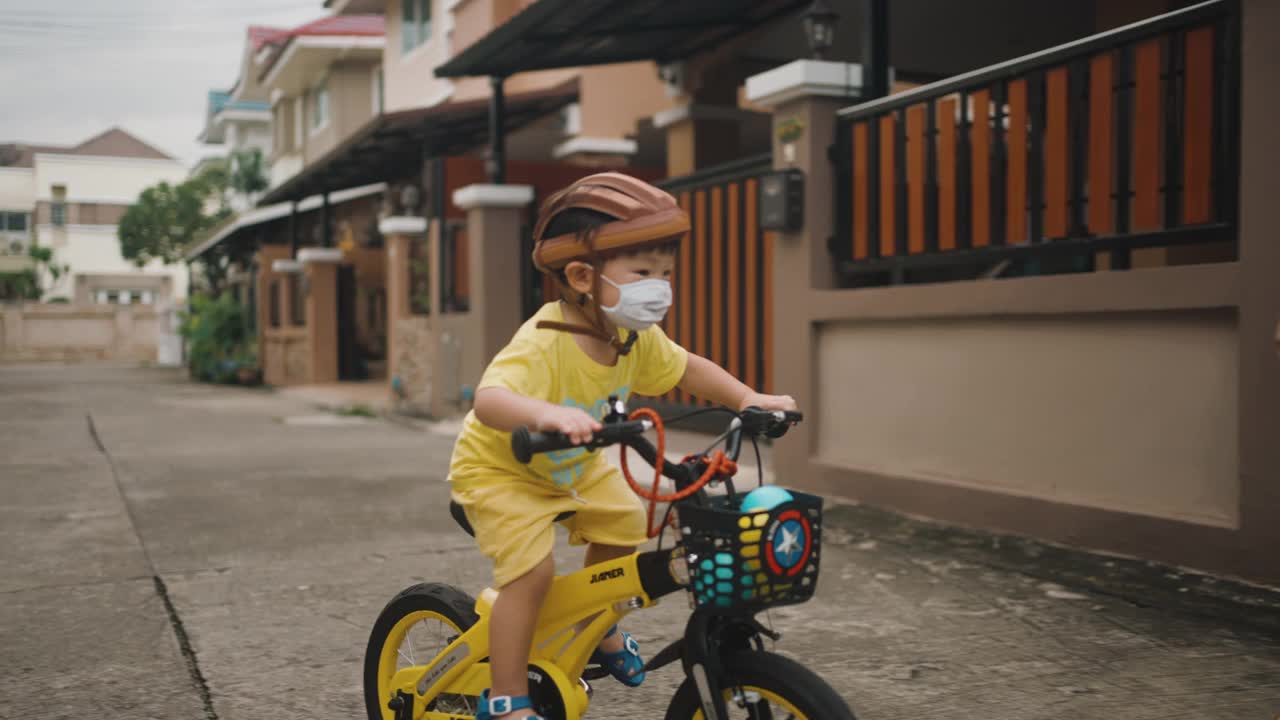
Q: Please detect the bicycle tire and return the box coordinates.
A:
[663,650,856,720]
[363,582,480,720]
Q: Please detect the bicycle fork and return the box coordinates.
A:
[657,608,780,720]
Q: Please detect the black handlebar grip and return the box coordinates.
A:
[511,427,574,464]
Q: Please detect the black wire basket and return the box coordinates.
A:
[678,489,823,611]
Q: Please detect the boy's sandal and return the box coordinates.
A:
[588,625,646,687]
[475,690,546,720]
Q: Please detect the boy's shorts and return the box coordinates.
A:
[450,461,649,587]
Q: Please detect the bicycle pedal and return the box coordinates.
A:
[581,664,610,681]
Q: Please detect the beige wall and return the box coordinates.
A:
[33,154,186,205]
[263,329,310,386]
[1,304,160,363]
[577,62,676,139]
[0,167,33,211]
[383,0,453,111]
[815,310,1239,527]
[303,62,378,165]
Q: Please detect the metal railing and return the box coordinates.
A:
[657,154,775,405]
[832,0,1239,286]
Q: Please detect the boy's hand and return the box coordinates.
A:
[738,391,798,413]
[536,405,603,445]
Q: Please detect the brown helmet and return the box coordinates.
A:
[532,172,689,274]
[530,172,688,355]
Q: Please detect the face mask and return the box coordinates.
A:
[598,275,673,331]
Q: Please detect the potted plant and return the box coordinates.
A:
[234,341,260,386]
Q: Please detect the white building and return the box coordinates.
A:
[0,128,189,304]
[197,25,282,212]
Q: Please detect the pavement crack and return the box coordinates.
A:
[154,575,219,720]
[88,412,220,720]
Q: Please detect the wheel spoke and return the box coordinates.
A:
[406,635,416,666]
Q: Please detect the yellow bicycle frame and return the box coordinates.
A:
[385,550,678,720]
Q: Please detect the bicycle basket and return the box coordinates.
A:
[678,490,822,611]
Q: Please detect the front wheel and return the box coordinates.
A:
[664,650,856,720]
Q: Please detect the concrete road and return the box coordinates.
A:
[2,364,1278,720]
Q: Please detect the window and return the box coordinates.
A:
[1,211,28,232]
[401,0,432,54]
[309,80,330,132]
[51,185,66,227]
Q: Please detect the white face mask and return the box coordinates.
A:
[598,275,673,331]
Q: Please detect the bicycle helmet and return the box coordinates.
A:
[531,172,689,273]
[531,173,689,354]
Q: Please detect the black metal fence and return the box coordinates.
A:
[656,154,775,406]
[832,0,1239,287]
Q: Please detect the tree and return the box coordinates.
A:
[230,148,269,200]
[0,246,70,301]
[118,177,230,268]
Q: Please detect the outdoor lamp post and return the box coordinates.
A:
[802,0,838,60]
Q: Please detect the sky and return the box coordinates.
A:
[0,0,326,169]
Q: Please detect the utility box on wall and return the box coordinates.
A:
[758,169,804,231]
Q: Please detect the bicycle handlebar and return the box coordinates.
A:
[510,407,803,488]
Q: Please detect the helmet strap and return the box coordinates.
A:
[536,233,638,356]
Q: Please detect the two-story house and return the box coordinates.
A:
[0,128,189,304]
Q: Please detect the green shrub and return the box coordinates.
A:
[180,293,252,384]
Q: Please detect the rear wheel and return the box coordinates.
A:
[664,650,856,720]
[363,583,480,720]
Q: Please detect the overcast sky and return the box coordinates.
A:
[0,0,325,168]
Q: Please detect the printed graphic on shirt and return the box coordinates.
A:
[546,385,630,486]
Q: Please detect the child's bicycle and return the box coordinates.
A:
[363,399,857,720]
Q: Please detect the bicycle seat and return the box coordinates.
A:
[448,501,576,537]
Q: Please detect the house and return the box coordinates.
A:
[0,128,189,304]
[413,0,1280,588]
[196,25,283,212]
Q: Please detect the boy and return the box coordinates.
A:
[449,172,796,719]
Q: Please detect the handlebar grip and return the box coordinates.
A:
[511,427,574,464]
[511,420,653,463]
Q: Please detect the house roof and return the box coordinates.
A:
[248,25,289,50]
[69,128,174,160]
[257,14,386,82]
[435,0,811,78]
[258,78,579,205]
[285,14,385,38]
[207,89,270,116]
[0,127,173,167]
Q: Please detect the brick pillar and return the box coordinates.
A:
[745,60,861,477]
[379,216,428,388]
[440,183,533,415]
[300,248,342,384]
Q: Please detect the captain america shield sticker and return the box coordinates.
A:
[764,509,812,578]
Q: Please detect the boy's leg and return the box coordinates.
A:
[489,553,555,719]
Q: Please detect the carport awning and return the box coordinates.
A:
[434,0,811,78]
[258,79,579,205]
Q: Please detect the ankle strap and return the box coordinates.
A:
[487,694,534,716]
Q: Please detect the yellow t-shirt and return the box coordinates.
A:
[448,301,689,490]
